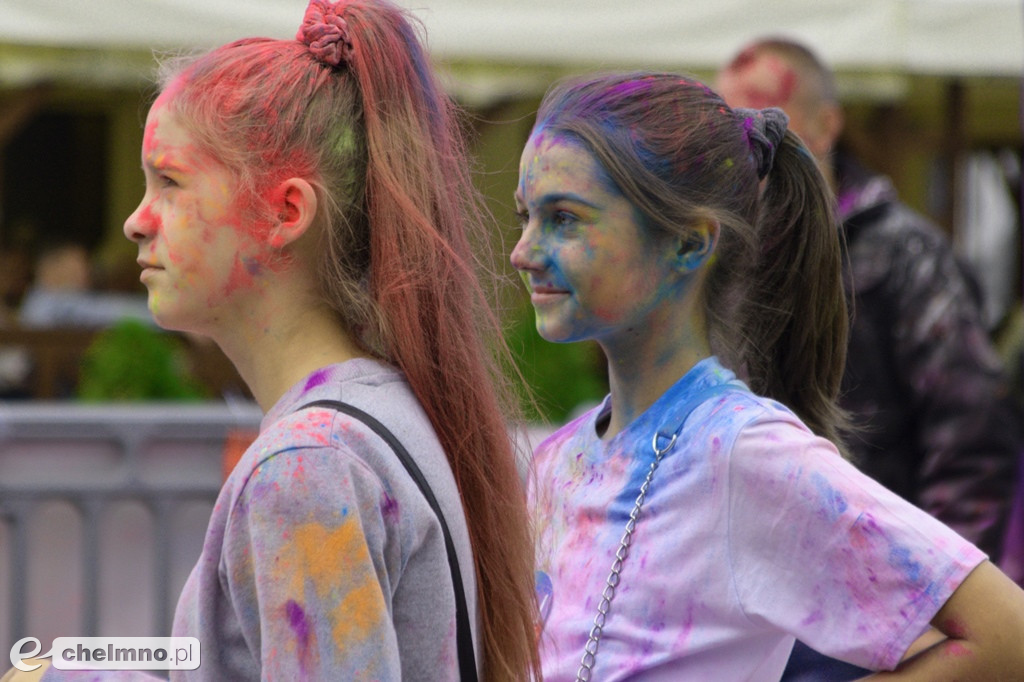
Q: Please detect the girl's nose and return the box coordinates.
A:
[510,229,545,273]
[123,202,157,243]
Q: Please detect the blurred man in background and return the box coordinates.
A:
[717,37,1024,681]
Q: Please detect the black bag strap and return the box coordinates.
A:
[298,399,478,682]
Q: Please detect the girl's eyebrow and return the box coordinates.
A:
[143,154,187,174]
[519,191,602,210]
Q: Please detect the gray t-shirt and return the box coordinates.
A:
[45,358,477,680]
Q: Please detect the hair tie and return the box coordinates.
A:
[296,0,354,68]
[734,107,789,180]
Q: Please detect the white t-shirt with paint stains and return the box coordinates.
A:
[530,357,984,681]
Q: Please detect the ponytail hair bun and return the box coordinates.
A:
[734,106,789,179]
[297,0,355,68]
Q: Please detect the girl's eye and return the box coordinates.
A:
[552,211,577,227]
[159,174,179,189]
[514,209,529,229]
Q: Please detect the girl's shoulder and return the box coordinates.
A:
[534,403,603,453]
[681,386,844,485]
[715,388,832,447]
[683,382,805,438]
[227,364,432,500]
[222,406,390,510]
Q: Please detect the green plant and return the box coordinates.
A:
[506,300,607,423]
[77,319,208,401]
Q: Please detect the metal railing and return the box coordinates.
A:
[0,401,261,653]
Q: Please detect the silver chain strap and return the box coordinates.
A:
[575,429,679,682]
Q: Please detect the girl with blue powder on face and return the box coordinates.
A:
[512,72,1024,681]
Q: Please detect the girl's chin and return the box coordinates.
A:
[148,304,206,337]
[534,323,580,345]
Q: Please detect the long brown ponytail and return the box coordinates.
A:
[337,4,540,678]
[742,131,849,446]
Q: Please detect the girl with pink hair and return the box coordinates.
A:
[9,1,539,680]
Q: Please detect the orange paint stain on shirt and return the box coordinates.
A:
[330,578,386,650]
[283,520,388,651]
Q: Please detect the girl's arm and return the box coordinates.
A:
[864,560,1024,680]
[224,447,405,680]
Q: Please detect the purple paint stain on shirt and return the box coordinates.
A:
[286,599,312,674]
[536,570,554,624]
[801,609,824,626]
[303,368,330,392]
[381,491,400,522]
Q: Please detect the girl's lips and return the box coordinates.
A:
[530,286,570,305]
[137,260,164,281]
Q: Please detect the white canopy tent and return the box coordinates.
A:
[0,0,1020,97]
[0,0,1019,266]
[0,0,1019,343]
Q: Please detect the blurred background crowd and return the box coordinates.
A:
[0,0,1019,416]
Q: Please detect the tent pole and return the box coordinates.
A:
[942,78,967,240]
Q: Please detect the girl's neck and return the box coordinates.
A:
[212,296,370,412]
[598,306,712,440]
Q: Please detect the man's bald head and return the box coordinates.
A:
[716,38,843,162]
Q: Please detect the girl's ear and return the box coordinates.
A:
[676,220,719,272]
[268,177,318,249]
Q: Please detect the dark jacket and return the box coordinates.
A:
[835,153,1023,559]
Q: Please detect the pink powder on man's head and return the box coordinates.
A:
[721,51,799,110]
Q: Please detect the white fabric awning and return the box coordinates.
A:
[0,0,1019,91]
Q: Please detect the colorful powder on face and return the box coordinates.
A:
[241,256,264,277]
[221,257,262,297]
[134,204,163,234]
